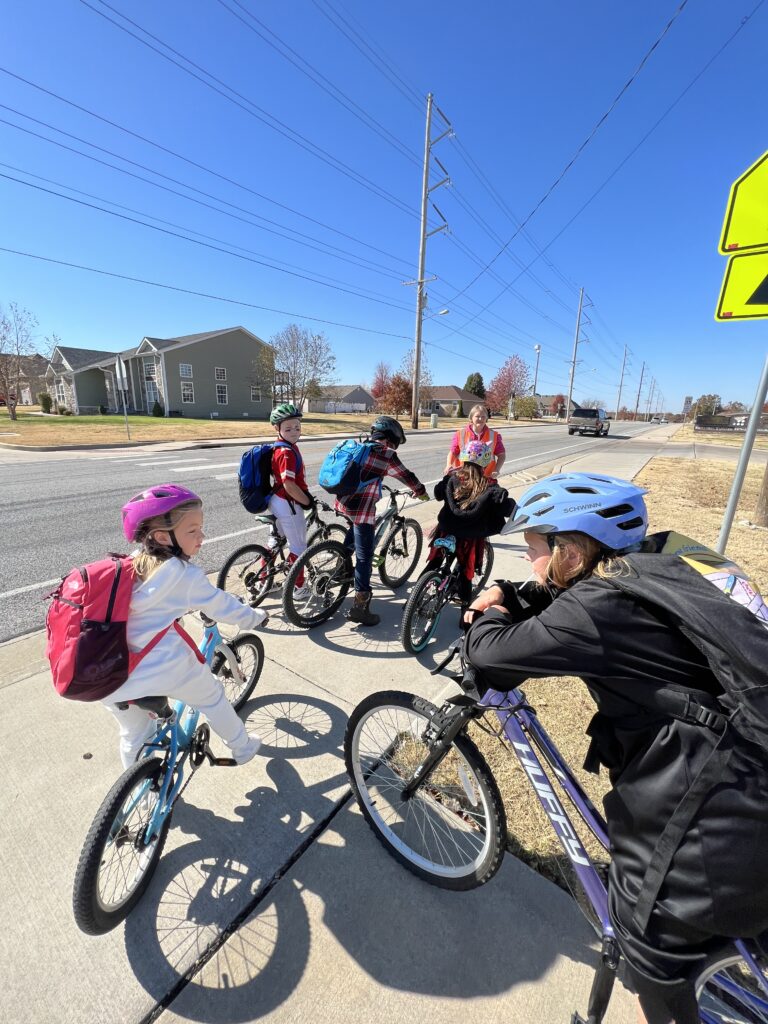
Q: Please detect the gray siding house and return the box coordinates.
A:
[421,386,484,417]
[302,385,375,414]
[45,327,274,419]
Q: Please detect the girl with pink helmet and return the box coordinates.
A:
[105,484,268,769]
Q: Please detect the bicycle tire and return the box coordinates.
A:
[216,544,275,607]
[400,571,447,654]
[471,540,495,597]
[695,945,768,1022]
[344,690,506,890]
[378,518,423,588]
[282,540,353,628]
[73,757,172,935]
[211,633,265,712]
[308,522,348,547]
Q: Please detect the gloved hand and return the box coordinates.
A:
[417,492,429,502]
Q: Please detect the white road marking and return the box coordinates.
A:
[0,578,60,599]
[173,462,239,473]
[137,458,211,467]
[215,473,238,481]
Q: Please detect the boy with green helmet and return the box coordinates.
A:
[268,403,312,597]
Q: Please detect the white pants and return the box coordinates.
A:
[104,661,249,769]
[267,494,308,558]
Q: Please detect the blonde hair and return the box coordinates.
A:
[544,531,630,589]
[132,499,202,581]
[468,403,489,420]
[452,463,491,509]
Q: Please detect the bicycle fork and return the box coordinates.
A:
[571,936,620,1024]
[401,701,481,800]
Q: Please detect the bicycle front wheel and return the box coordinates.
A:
[73,757,171,935]
[400,570,446,653]
[471,540,495,597]
[217,544,275,607]
[379,518,423,588]
[344,691,506,889]
[695,946,768,1023]
[282,540,353,628]
[212,633,265,711]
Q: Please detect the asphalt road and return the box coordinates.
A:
[0,421,671,641]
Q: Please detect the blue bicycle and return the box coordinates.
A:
[72,613,264,935]
[344,638,768,1023]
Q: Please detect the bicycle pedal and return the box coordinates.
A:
[570,1015,589,1024]
[211,756,238,767]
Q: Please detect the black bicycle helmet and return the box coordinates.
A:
[270,403,302,425]
[370,415,406,448]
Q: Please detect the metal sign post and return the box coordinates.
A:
[115,356,131,442]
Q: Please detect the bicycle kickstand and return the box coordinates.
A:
[571,936,619,1024]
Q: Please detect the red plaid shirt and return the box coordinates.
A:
[335,442,426,525]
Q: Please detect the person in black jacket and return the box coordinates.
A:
[425,442,515,606]
[463,471,768,1024]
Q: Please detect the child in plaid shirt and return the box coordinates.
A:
[335,416,427,625]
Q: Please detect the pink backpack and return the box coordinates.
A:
[46,555,198,701]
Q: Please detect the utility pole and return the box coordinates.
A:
[615,345,628,421]
[645,378,656,421]
[632,362,645,422]
[532,344,541,400]
[565,288,585,420]
[410,93,450,429]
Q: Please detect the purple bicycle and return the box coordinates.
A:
[343,636,768,1023]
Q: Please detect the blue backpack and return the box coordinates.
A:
[238,441,302,514]
[318,439,378,498]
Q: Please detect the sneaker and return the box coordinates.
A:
[292,586,310,602]
[230,734,262,765]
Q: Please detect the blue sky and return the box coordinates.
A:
[2,0,767,414]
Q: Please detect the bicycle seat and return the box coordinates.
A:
[114,696,173,718]
[434,535,457,552]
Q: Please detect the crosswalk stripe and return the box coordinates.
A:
[138,458,211,466]
[173,462,239,473]
[215,473,238,481]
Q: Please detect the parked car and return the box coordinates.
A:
[567,407,610,436]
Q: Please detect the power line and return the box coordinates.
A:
[439,0,692,308]
[0,66,413,268]
[0,245,415,340]
[79,0,418,218]
[0,169,415,312]
[433,0,765,343]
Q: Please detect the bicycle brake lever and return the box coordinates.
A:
[430,638,462,675]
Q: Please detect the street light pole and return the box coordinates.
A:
[533,344,541,400]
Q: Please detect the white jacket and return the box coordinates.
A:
[121,557,266,694]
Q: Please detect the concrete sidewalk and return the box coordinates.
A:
[1,444,656,1024]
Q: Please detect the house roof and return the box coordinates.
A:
[52,346,117,371]
[429,386,484,403]
[314,385,374,401]
[140,327,266,352]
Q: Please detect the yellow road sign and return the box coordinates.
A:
[719,150,768,255]
[715,250,768,320]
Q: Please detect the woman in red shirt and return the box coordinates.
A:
[444,403,505,479]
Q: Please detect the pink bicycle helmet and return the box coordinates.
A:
[121,483,202,542]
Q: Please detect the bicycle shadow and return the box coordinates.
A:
[123,694,612,1023]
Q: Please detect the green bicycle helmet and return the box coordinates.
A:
[270,403,302,425]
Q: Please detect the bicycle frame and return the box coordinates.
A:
[373,485,408,547]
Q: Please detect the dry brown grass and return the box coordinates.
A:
[673,422,768,449]
[0,409,546,447]
[472,457,768,891]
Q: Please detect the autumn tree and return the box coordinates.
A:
[370,361,391,400]
[551,393,566,417]
[464,372,486,399]
[694,393,722,416]
[377,372,411,416]
[515,395,537,419]
[0,303,39,421]
[486,355,530,416]
[260,323,337,409]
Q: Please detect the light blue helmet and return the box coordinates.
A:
[501,472,648,550]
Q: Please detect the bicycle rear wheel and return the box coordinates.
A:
[212,633,265,712]
[379,518,423,588]
[695,946,768,1022]
[217,544,276,607]
[308,523,348,547]
[73,757,171,935]
[282,540,353,628]
[471,540,494,597]
[344,691,506,889]
[400,571,446,653]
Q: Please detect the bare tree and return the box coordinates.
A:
[399,349,433,408]
[0,303,39,421]
[256,324,337,409]
[579,396,607,409]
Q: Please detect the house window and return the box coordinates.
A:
[143,357,157,381]
[181,382,195,404]
[215,367,227,381]
[250,386,261,402]
[55,381,66,405]
[216,383,229,405]
[179,363,193,378]
[143,356,162,409]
